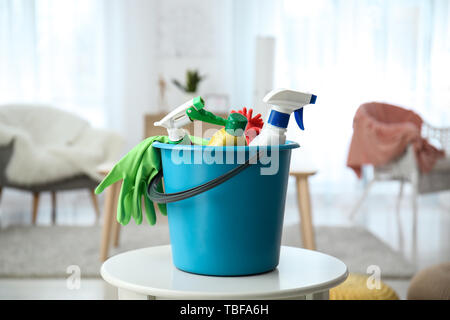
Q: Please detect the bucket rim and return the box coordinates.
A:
[152,140,300,151]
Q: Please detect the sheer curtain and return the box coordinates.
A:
[0,0,107,127]
[0,0,158,150]
[0,0,235,150]
[233,0,450,192]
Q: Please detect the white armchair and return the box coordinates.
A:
[349,122,450,253]
[0,104,124,225]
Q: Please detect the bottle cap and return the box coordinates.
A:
[225,113,247,137]
[192,96,204,110]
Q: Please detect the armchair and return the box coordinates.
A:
[349,121,450,253]
[0,104,124,225]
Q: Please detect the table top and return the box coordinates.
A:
[101,245,348,299]
[289,171,317,177]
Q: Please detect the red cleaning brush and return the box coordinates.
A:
[230,107,264,144]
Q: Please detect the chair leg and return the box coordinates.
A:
[396,181,404,252]
[32,192,40,225]
[111,183,122,247]
[348,179,375,220]
[0,187,3,228]
[100,183,119,261]
[51,191,57,224]
[112,219,121,248]
[90,189,101,224]
[411,177,419,262]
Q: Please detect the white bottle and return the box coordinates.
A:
[154,97,204,143]
[249,88,317,146]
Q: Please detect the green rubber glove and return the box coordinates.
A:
[95,135,208,226]
[95,136,170,225]
[132,138,167,225]
[155,180,167,216]
[135,135,208,223]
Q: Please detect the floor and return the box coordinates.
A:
[0,177,449,300]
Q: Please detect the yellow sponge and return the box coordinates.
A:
[330,273,399,300]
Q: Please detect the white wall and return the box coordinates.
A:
[106,0,279,151]
[154,0,234,113]
[106,0,236,150]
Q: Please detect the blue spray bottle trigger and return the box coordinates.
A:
[294,108,304,130]
[293,94,316,131]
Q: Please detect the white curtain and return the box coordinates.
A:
[0,0,232,150]
[1,0,449,190]
[0,0,159,150]
[0,0,107,127]
[232,0,450,191]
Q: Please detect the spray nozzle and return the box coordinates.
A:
[263,89,316,131]
[154,96,207,142]
[294,108,304,130]
[293,94,316,130]
[186,105,227,127]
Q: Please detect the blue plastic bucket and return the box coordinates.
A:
[152,141,299,276]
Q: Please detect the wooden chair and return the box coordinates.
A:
[0,141,100,225]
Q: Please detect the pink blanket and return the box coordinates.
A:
[347,102,445,178]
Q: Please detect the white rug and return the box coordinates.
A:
[0,224,415,279]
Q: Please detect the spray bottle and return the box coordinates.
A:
[154,96,224,144]
[249,89,317,146]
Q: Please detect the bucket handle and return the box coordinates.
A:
[147,151,262,204]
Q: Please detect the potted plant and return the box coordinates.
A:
[172,69,205,100]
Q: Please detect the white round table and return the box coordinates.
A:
[101,245,348,300]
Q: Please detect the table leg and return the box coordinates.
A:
[306,290,329,300]
[112,219,121,247]
[100,183,118,261]
[296,176,316,250]
[118,288,154,300]
[111,181,121,248]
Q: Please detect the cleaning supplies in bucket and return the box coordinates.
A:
[249,88,317,146]
[94,87,316,276]
[151,140,299,275]
[207,113,248,146]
